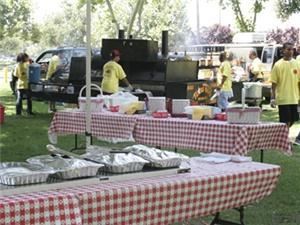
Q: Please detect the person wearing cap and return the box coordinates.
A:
[101,49,133,94]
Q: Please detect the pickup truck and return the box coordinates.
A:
[30,47,103,103]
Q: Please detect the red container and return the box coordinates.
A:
[215,112,227,121]
[152,111,169,118]
[0,105,5,124]
[109,105,120,112]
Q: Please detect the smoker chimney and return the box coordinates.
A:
[118,29,125,39]
[162,30,168,57]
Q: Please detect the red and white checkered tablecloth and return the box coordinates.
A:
[134,118,291,156]
[0,191,82,225]
[0,161,280,225]
[57,160,281,225]
[48,111,138,144]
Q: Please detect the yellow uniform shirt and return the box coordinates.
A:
[271,58,300,105]
[220,60,232,91]
[101,61,126,94]
[16,62,29,89]
[46,55,60,80]
[250,57,263,79]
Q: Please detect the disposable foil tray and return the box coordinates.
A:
[27,155,104,180]
[0,162,54,186]
[82,152,148,174]
[124,145,189,168]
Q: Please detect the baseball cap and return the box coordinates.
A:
[111,49,121,58]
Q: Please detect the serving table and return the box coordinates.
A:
[134,117,291,158]
[48,110,138,145]
[0,160,281,225]
[49,111,291,160]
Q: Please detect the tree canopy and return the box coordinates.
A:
[276,0,300,20]
[64,0,190,50]
[0,0,38,40]
[218,0,268,32]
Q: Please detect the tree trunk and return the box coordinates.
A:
[127,0,144,38]
[135,0,145,37]
[105,0,119,35]
[196,0,200,43]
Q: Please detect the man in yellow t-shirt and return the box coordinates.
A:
[46,52,63,112]
[101,49,132,94]
[217,52,233,111]
[271,42,300,128]
[248,50,264,82]
[46,54,60,80]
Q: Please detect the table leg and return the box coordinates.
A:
[75,134,78,149]
[210,207,245,225]
[260,149,264,162]
[69,134,79,152]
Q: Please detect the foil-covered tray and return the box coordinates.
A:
[26,155,104,180]
[0,162,54,186]
[124,145,189,168]
[82,152,148,174]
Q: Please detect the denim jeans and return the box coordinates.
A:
[16,89,32,115]
[217,90,233,110]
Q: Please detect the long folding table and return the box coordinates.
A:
[0,160,281,225]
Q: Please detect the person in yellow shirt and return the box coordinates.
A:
[46,52,64,112]
[217,51,233,111]
[15,53,33,115]
[46,54,61,80]
[101,49,132,94]
[248,50,264,82]
[271,42,300,129]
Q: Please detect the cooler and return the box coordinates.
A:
[0,104,5,124]
[29,63,41,83]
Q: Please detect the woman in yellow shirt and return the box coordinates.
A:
[15,53,33,115]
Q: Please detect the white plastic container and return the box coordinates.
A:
[78,84,104,112]
[172,99,190,114]
[184,105,221,119]
[243,82,263,99]
[226,107,261,124]
[148,97,166,112]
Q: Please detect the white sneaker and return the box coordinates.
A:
[48,109,56,113]
[293,139,300,146]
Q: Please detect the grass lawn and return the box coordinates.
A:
[1,76,300,225]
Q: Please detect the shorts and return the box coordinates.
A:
[278,104,299,124]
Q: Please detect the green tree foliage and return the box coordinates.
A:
[218,0,268,32]
[39,1,87,47]
[0,0,37,40]
[81,0,190,50]
[276,0,300,20]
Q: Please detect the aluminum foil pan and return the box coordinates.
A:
[124,145,189,168]
[26,155,104,180]
[0,162,54,186]
[82,152,148,174]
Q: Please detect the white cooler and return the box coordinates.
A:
[172,99,190,114]
[148,97,166,112]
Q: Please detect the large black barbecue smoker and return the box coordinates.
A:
[30,30,201,103]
